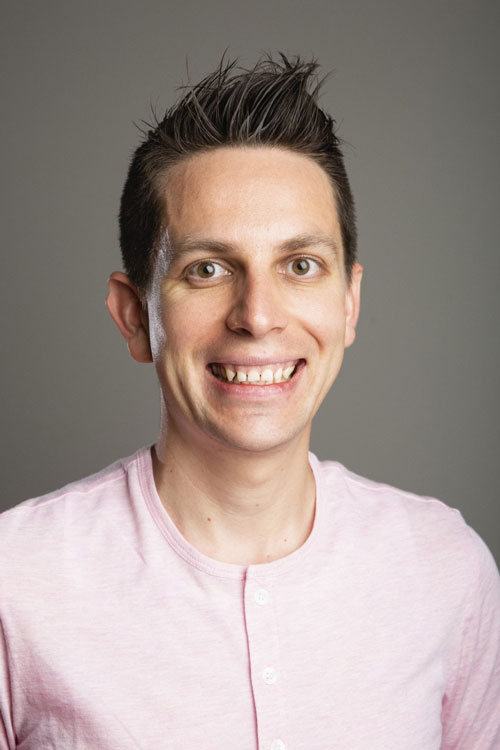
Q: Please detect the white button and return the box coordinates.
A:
[254,588,270,605]
[262,666,278,684]
[270,741,286,750]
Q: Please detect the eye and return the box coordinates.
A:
[285,257,321,277]
[186,260,230,281]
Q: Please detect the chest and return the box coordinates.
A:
[10,569,448,749]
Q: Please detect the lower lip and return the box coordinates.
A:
[206,361,305,399]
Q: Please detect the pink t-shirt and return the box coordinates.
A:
[1,446,499,749]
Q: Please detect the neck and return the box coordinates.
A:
[152,417,316,565]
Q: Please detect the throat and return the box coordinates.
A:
[151,441,316,566]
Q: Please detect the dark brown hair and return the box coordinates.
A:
[119,53,357,292]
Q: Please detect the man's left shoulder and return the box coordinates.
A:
[313,455,497,577]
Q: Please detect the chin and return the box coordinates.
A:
[205,421,308,454]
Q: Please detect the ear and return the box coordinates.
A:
[344,262,363,348]
[105,272,153,363]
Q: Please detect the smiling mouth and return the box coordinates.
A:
[209,360,303,385]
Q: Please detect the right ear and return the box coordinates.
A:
[105,272,153,363]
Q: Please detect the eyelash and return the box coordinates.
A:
[185,256,322,283]
[185,261,230,281]
[282,257,321,277]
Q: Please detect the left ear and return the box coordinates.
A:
[344,262,363,348]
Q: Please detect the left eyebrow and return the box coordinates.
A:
[277,233,340,260]
[168,232,341,261]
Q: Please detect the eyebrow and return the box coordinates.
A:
[167,232,341,261]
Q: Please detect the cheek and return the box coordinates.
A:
[152,293,217,363]
[300,295,346,350]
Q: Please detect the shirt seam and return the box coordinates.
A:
[3,472,126,513]
[441,524,479,711]
[341,472,463,516]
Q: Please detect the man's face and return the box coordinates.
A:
[146,146,362,454]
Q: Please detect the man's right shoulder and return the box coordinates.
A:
[0,447,147,560]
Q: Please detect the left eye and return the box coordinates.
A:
[285,258,320,276]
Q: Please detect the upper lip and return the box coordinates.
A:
[208,357,304,367]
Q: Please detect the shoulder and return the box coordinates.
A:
[313,458,500,739]
[0,446,148,564]
[316,454,468,530]
[312,454,499,593]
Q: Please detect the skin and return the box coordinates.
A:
[106,146,362,564]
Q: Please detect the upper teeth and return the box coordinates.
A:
[211,362,298,384]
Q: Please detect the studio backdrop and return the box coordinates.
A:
[1,0,499,562]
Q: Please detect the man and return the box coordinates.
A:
[1,55,499,749]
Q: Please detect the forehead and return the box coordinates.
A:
[161,146,342,251]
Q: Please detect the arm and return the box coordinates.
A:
[0,617,15,750]
[441,527,500,749]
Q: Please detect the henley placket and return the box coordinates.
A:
[244,567,288,750]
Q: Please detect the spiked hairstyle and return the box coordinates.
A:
[119,54,357,293]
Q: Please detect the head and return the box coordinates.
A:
[107,54,362,456]
[118,53,357,299]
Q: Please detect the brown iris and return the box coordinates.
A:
[197,262,216,278]
[292,258,310,275]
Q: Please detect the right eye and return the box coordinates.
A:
[186,261,230,281]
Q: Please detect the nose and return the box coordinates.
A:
[225,270,288,338]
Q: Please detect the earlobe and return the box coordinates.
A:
[344,263,363,348]
[106,272,153,363]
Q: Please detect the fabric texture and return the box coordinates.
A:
[1,446,499,749]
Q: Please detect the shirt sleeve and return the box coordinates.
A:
[441,526,500,749]
[0,616,15,750]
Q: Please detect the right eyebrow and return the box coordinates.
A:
[168,237,234,259]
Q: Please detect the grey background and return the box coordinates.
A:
[1,0,499,562]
